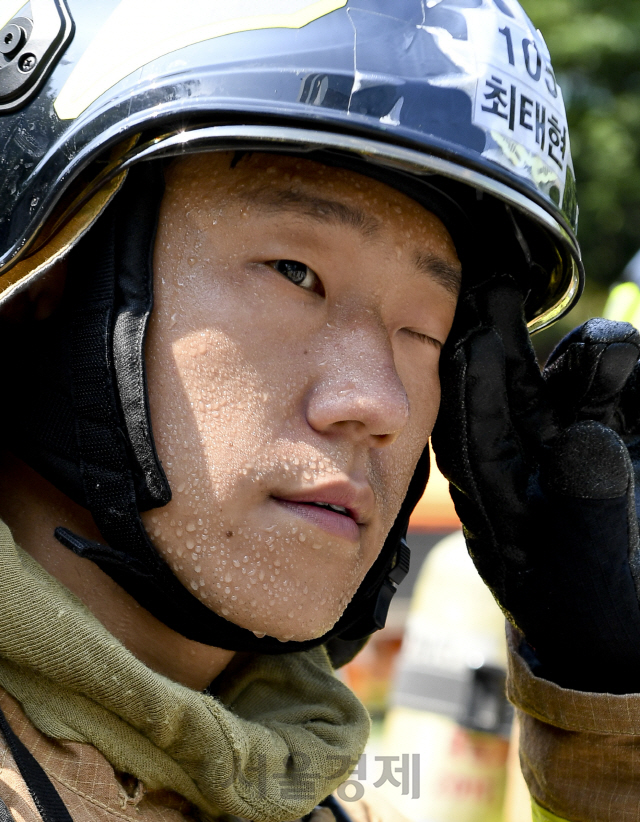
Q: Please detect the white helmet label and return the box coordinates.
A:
[426,0,570,201]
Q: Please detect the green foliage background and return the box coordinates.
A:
[520,0,640,355]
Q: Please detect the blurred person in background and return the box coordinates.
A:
[603,249,640,327]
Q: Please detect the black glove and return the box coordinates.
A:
[432,274,640,693]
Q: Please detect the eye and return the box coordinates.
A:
[270,259,322,293]
[403,328,442,349]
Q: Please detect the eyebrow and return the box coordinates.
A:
[238,185,462,295]
[414,251,462,298]
[240,187,382,239]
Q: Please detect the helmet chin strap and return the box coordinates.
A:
[8,161,420,653]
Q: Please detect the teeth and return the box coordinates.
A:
[314,502,349,516]
[329,504,349,515]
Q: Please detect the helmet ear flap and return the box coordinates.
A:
[325,635,370,669]
[4,161,169,515]
[457,195,564,324]
[111,162,172,510]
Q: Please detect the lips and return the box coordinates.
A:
[271,481,374,543]
[272,482,373,524]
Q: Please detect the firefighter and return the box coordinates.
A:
[0,1,592,821]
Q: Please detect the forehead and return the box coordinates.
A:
[163,152,459,259]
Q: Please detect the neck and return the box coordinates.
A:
[0,453,234,690]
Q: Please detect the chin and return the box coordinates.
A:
[207,594,350,643]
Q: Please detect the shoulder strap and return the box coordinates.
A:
[0,704,73,822]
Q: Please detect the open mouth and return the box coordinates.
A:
[305,501,351,517]
[272,497,361,542]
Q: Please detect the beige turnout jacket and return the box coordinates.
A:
[0,688,195,822]
[508,625,640,822]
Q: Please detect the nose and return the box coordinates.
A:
[305,322,410,448]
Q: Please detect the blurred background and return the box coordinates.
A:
[336,2,640,819]
[524,0,640,359]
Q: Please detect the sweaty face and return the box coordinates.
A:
[142,153,460,642]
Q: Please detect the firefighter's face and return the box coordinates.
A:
[142,152,460,642]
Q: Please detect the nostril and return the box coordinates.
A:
[368,431,397,448]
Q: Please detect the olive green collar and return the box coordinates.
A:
[0,520,369,821]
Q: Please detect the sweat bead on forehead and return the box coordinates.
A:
[165,152,459,267]
[142,151,460,643]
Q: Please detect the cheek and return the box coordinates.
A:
[371,358,440,528]
[399,343,442,439]
[146,326,276,500]
[406,354,442,464]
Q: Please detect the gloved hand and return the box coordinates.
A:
[431,274,640,693]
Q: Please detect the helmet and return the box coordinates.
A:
[1,0,581,324]
[0,0,583,653]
